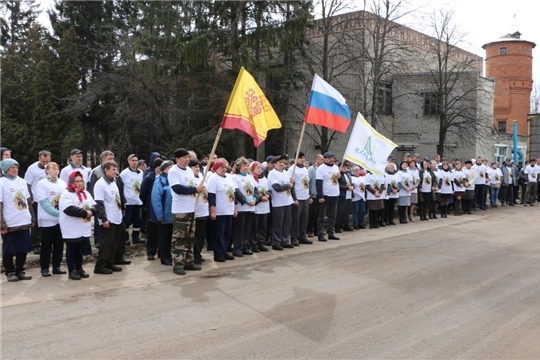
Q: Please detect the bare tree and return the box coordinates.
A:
[531,82,540,114]
[420,7,493,157]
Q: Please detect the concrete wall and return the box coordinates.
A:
[529,114,540,158]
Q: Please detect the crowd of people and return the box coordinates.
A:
[1,145,539,282]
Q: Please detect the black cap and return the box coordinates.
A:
[271,154,288,164]
[298,151,305,158]
[174,148,189,158]
[159,160,174,172]
[70,149,82,156]
[265,155,274,163]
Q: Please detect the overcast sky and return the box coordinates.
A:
[36,0,537,82]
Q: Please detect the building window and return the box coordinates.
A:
[423,93,440,115]
[494,145,507,165]
[497,121,507,133]
[377,82,392,115]
[499,47,507,55]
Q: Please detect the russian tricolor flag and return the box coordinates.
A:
[304,74,351,133]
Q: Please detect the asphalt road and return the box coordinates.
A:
[2,205,540,359]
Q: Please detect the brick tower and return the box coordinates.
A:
[482,32,535,136]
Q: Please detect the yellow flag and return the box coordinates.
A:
[221,67,282,147]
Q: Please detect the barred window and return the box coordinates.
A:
[423,93,440,115]
[377,82,392,115]
[497,121,507,133]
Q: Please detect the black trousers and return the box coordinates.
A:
[318,200,337,237]
[194,218,207,262]
[307,198,319,234]
[251,213,268,246]
[233,212,253,252]
[40,224,64,270]
[3,252,27,274]
[336,198,352,231]
[31,202,41,249]
[157,223,173,263]
[95,222,124,270]
[146,221,159,256]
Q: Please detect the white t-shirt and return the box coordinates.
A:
[93,177,123,225]
[207,173,235,216]
[438,170,454,194]
[288,165,310,201]
[34,178,67,227]
[472,164,487,185]
[365,173,386,200]
[407,168,420,194]
[120,168,144,205]
[487,167,502,185]
[0,176,32,227]
[385,173,400,199]
[232,173,257,212]
[192,175,209,218]
[168,165,197,214]
[58,190,96,239]
[524,164,539,182]
[420,170,432,193]
[268,169,294,208]
[398,171,413,197]
[24,161,47,196]
[59,164,90,185]
[453,170,467,191]
[254,176,271,214]
[316,163,340,197]
[463,167,476,190]
[351,175,366,202]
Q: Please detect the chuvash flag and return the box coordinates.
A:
[343,113,397,175]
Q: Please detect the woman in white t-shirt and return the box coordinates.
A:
[207,159,237,262]
[397,161,412,224]
[250,161,270,252]
[34,162,67,277]
[452,161,466,215]
[384,163,400,226]
[407,160,420,222]
[437,163,454,218]
[59,170,96,280]
[1,159,34,282]
[190,160,209,265]
[351,165,367,229]
[487,162,503,208]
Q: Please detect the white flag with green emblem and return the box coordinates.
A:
[343,112,398,176]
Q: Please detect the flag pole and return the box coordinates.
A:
[193,126,223,211]
[290,121,307,180]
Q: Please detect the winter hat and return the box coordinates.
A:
[174,148,189,158]
[160,160,174,172]
[1,158,18,173]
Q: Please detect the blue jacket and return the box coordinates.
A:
[150,173,173,224]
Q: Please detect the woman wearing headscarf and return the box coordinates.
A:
[1,159,35,282]
[250,161,270,252]
[207,159,237,262]
[384,163,400,225]
[34,162,67,277]
[58,170,96,280]
[397,161,413,224]
[437,162,454,218]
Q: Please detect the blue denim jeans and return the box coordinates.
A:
[489,186,500,206]
[352,200,366,227]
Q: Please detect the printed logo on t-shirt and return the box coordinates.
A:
[226,187,235,203]
[479,171,484,178]
[494,175,500,182]
[302,176,309,189]
[188,180,196,198]
[403,178,410,187]
[132,180,141,195]
[424,176,431,185]
[51,194,60,210]
[202,188,208,204]
[372,181,380,192]
[390,180,398,190]
[260,187,268,196]
[358,182,365,192]
[532,172,537,179]
[115,193,122,210]
[243,182,254,197]
[330,173,338,186]
[444,177,451,186]
[14,191,27,210]
[82,204,91,223]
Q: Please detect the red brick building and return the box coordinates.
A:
[483,32,536,136]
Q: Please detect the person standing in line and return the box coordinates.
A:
[268,155,295,250]
[407,160,420,222]
[150,161,174,266]
[365,168,387,229]
[462,160,476,214]
[59,149,90,185]
[335,161,354,232]
[231,157,258,256]
[1,159,35,282]
[58,171,96,280]
[429,160,441,219]
[396,161,412,224]
[288,152,313,245]
[315,152,341,241]
[384,164,399,225]
[307,154,324,237]
[452,161,466,215]
[250,161,270,252]
[168,148,205,275]
[34,162,67,277]
[93,161,125,275]
[351,165,367,229]
[140,157,163,260]
[500,158,516,207]
[120,154,144,246]
[472,156,488,210]
[190,159,209,265]
[207,159,236,262]
[24,150,51,254]
[437,162,454,218]
[523,159,539,206]
[418,160,435,221]
[487,162,502,208]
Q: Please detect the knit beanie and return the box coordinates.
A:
[1,158,18,173]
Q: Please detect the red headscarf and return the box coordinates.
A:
[67,170,88,202]
[250,161,261,183]
[211,159,226,173]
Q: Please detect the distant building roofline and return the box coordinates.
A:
[482,31,536,49]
